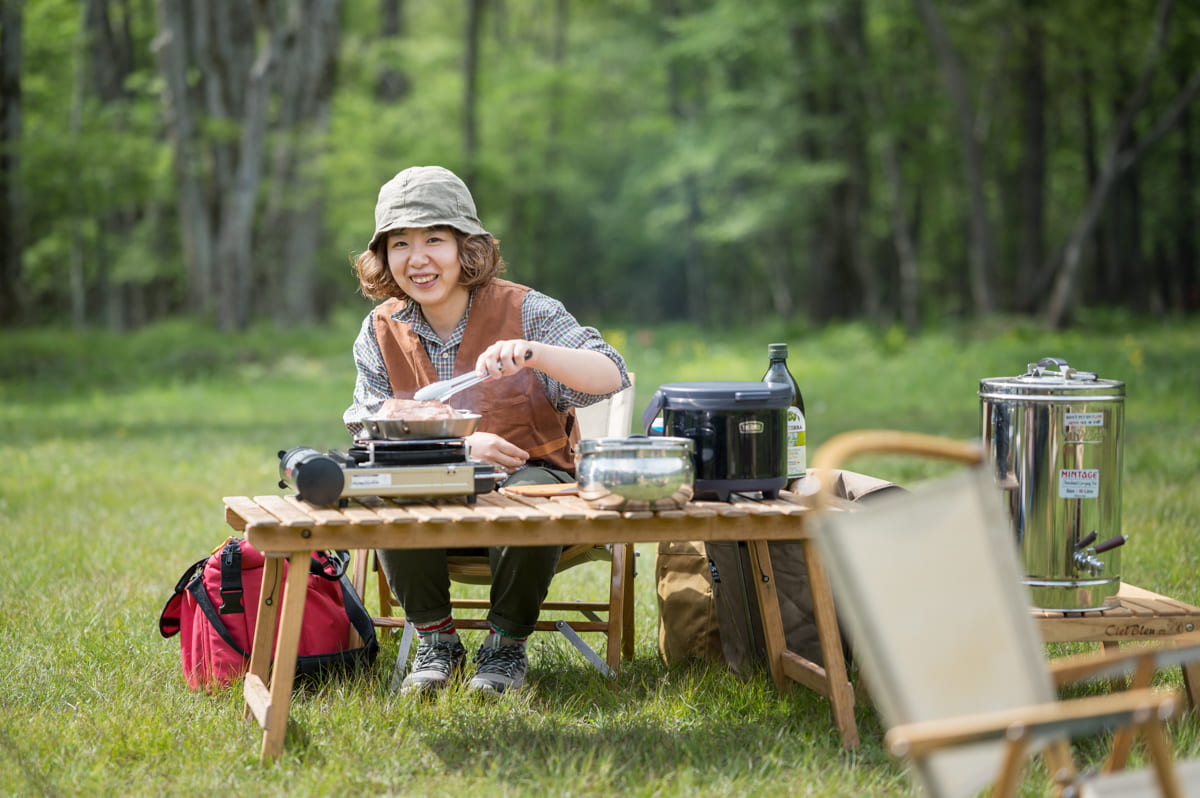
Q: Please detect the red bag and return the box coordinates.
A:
[158,537,378,690]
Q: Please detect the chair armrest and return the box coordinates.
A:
[1049,632,1200,687]
[884,687,1181,759]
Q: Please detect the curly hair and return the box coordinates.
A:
[352,226,506,302]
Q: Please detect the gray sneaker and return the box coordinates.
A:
[468,634,528,696]
[401,632,466,695]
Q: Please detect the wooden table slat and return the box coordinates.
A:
[283,495,351,525]
[339,501,385,525]
[223,495,279,530]
[476,491,552,521]
[503,493,588,520]
[428,501,489,523]
[252,495,318,527]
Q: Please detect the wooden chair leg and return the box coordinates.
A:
[1105,653,1157,773]
[605,543,625,673]
[1043,738,1077,793]
[1140,717,1183,798]
[992,734,1031,798]
[621,543,636,661]
[374,551,397,623]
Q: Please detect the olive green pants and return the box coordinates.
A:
[376,464,571,638]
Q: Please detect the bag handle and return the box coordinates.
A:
[158,555,210,638]
[311,550,350,581]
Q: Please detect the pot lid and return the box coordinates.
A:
[577,434,695,456]
[978,357,1125,401]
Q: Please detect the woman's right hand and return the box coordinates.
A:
[466,431,529,471]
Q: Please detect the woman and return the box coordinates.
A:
[343,165,630,697]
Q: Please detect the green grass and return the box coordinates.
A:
[2,310,1199,796]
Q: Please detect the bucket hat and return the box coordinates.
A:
[368,166,489,251]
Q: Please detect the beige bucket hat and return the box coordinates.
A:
[368,165,489,251]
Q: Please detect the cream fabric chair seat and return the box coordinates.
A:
[809,429,1200,798]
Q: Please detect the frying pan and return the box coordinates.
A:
[360,412,482,440]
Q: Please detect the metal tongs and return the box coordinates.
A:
[413,351,531,402]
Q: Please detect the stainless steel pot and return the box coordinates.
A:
[575,435,695,508]
[979,357,1126,611]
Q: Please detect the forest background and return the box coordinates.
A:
[2,0,1198,335]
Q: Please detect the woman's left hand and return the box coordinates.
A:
[475,340,536,380]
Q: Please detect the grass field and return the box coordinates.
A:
[2,309,1198,796]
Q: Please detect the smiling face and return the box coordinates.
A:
[385,226,470,317]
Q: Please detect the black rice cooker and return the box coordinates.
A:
[641,381,790,501]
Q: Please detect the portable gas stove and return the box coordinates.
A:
[278,438,504,507]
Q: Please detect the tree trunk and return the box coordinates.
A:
[833,2,878,324]
[0,0,24,325]
[914,0,994,315]
[1016,0,1046,312]
[462,0,484,185]
[153,0,215,316]
[263,0,341,325]
[1043,0,1200,327]
[829,4,918,330]
[659,0,707,324]
[1172,63,1196,312]
[376,0,409,101]
[214,2,280,331]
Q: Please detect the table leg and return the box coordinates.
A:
[244,556,283,722]
[259,551,311,761]
[746,540,790,693]
[802,537,859,750]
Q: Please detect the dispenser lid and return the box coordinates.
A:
[978,357,1125,401]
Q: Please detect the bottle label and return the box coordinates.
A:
[786,405,806,479]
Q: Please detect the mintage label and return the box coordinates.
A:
[1059,468,1100,498]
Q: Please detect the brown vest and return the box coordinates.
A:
[373,279,579,473]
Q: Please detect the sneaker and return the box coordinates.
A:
[468,634,528,696]
[400,632,466,695]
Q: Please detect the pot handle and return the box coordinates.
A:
[641,390,666,434]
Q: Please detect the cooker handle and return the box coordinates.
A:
[641,390,666,434]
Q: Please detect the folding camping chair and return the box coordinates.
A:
[808,429,1200,798]
[352,376,638,685]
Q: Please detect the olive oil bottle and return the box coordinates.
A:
[762,343,806,481]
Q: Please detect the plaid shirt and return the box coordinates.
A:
[343,287,629,434]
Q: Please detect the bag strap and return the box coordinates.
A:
[336,570,379,652]
[188,575,251,659]
[218,539,245,614]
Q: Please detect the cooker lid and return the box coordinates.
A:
[978,356,1125,401]
[656,380,791,408]
[640,380,792,433]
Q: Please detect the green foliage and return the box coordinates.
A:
[7,1,1200,331]
[2,317,1199,795]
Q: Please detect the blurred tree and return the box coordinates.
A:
[1043,0,1200,327]
[914,0,995,316]
[0,0,23,324]
[154,0,341,330]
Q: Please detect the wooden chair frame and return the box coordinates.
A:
[352,376,638,681]
[810,429,1200,798]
